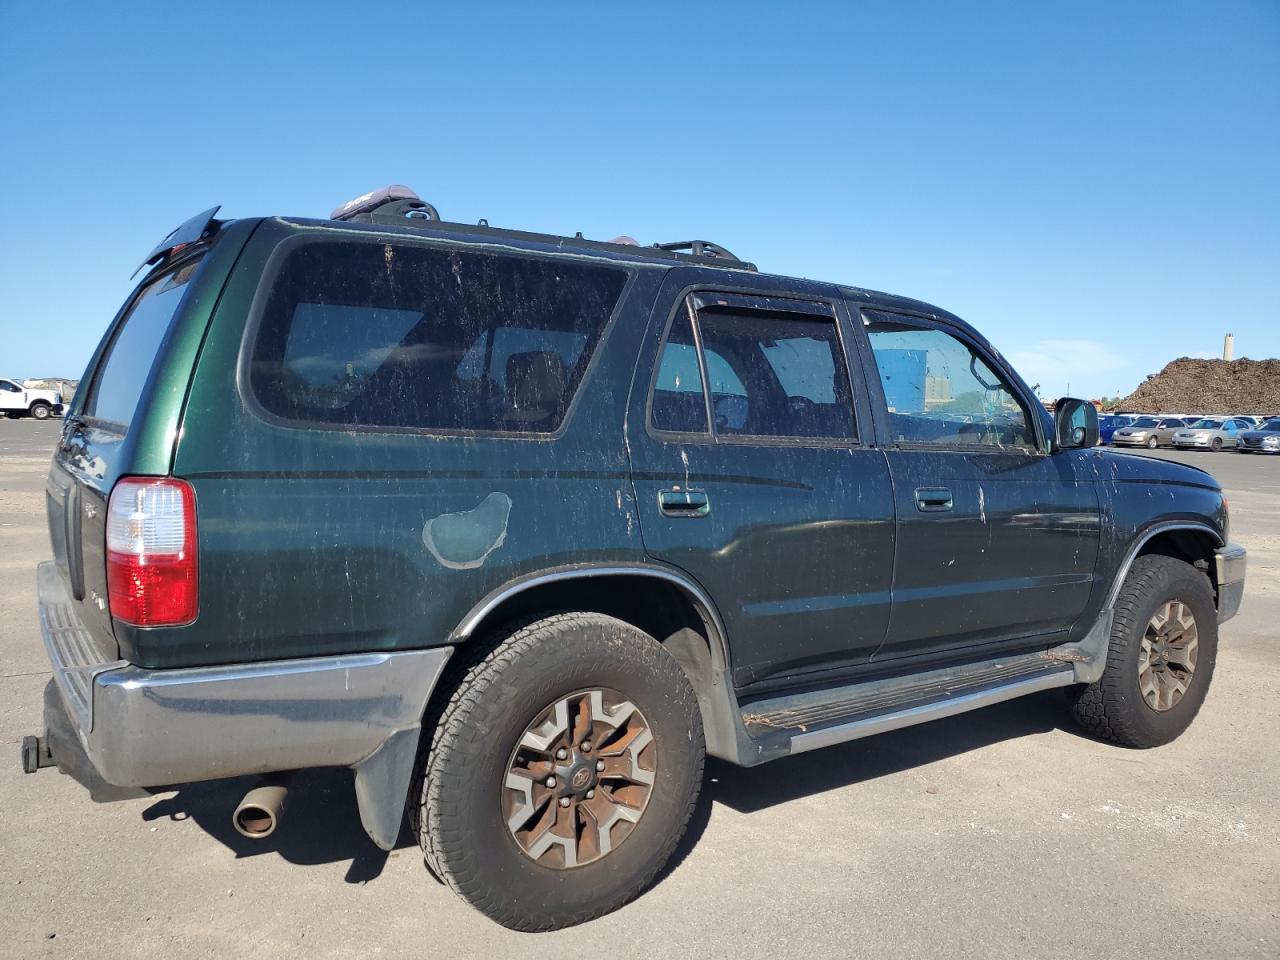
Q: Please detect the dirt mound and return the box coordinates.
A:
[1118,358,1280,413]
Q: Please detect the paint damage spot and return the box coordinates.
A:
[422,492,512,570]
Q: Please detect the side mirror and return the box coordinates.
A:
[1054,397,1099,449]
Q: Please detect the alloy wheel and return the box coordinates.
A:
[1138,600,1198,711]
[503,689,656,868]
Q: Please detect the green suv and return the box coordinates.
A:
[24,187,1246,930]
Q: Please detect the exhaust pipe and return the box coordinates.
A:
[233,775,291,839]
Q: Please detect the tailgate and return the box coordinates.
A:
[45,252,209,662]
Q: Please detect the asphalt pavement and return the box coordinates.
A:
[1,418,1276,959]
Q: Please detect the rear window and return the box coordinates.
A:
[85,259,201,430]
[249,240,627,434]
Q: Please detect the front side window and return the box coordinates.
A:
[249,240,627,433]
[86,259,201,431]
[0,380,20,393]
[864,311,1034,450]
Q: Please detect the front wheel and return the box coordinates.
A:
[415,613,705,931]
[1211,437,1223,452]
[1070,555,1217,747]
[1146,436,1159,449]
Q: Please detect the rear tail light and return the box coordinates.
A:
[106,477,198,626]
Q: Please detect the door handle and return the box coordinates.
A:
[658,488,710,518]
[914,486,953,512]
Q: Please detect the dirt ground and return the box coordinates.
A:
[1,419,1277,959]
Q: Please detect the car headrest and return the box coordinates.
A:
[505,351,566,425]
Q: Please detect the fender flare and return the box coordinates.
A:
[451,562,734,678]
[1060,520,1224,684]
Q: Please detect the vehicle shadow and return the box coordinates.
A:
[140,691,1069,889]
[141,767,408,884]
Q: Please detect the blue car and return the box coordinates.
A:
[1098,414,1133,444]
[1237,417,1280,453]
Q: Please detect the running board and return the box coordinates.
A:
[738,653,1076,761]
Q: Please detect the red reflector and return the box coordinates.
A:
[105,478,198,626]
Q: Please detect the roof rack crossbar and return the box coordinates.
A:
[652,240,743,263]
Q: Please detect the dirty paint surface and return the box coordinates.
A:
[46,216,1230,685]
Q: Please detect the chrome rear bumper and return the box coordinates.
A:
[34,561,451,848]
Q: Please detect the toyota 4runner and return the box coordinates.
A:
[23,187,1247,930]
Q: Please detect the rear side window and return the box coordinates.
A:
[696,307,856,440]
[650,303,709,434]
[249,240,627,434]
[85,259,201,430]
[649,295,857,442]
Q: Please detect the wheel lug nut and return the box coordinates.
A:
[559,797,571,807]
[596,760,605,771]
[555,748,568,760]
[546,776,556,787]
[581,741,592,752]
[586,789,595,799]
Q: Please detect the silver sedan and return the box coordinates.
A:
[1170,417,1253,452]
[1111,416,1190,449]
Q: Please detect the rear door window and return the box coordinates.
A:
[248,240,627,434]
[648,296,857,442]
[650,302,709,434]
[84,259,202,431]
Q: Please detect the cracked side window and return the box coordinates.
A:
[864,312,1033,450]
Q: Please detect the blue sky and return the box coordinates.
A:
[1,1,1276,400]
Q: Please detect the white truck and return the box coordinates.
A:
[0,379,63,419]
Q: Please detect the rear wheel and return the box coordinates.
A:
[415,612,705,931]
[29,402,50,420]
[1070,555,1217,747]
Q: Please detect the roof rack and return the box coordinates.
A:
[328,186,757,272]
[652,240,744,264]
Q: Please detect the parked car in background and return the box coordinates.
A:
[1097,414,1132,444]
[1111,416,1189,449]
[1171,417,1252,451]
[0,378,63,419]
[1237,417,1280,454]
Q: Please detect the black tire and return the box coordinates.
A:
[415,612,705,931]
[1070,555,1217,747]
[1146,436,1158,449]
[29,402,50,420]
[1210,437,1223,451]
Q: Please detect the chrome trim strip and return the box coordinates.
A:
[789,668,1075,755]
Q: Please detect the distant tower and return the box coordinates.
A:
[1224,332,1235,361]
